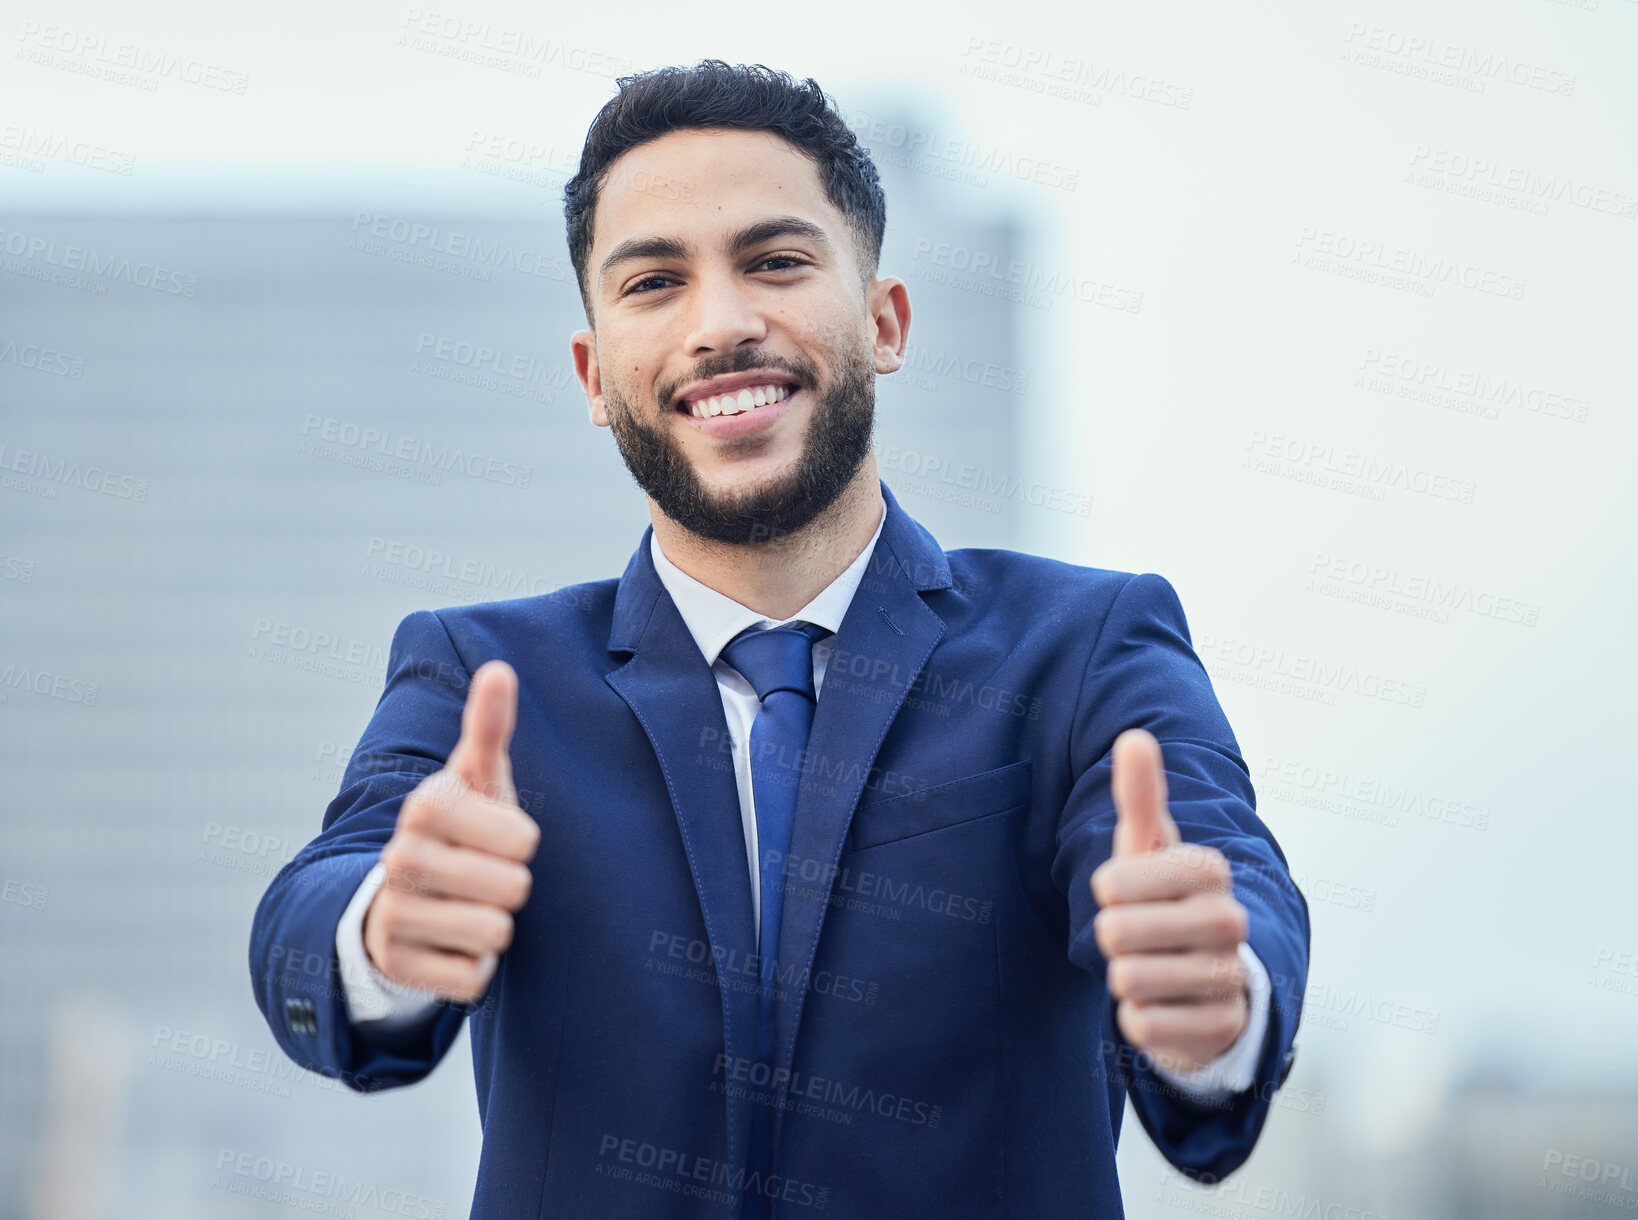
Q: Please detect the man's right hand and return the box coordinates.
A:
[363,659,540,1004]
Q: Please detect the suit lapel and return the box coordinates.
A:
[603,481,956,1172]
[767,483,952,1151]
[604,533,762,1184]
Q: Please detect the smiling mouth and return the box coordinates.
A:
[675,382,797,420]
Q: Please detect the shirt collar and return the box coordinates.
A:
[649,496,887,668]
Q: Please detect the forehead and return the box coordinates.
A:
[591,128,842,260]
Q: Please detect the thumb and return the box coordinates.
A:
[1110,728,1179,856]
[448,660,518,805]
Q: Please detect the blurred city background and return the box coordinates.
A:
[3,2,1636,1217]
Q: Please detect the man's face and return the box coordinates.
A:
[571,127,904,545]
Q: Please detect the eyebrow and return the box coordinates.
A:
[597,216,836,287]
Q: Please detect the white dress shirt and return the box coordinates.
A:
[334,500,1270,1099]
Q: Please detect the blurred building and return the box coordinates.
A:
[0,121,1029,1215]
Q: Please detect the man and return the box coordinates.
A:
[250,60,1309,1219]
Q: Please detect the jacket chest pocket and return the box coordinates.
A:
[849,758,1032,850]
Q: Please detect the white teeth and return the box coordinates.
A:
[687,382,793,419]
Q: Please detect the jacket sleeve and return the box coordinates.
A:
[247,608,487,1092]
[1050,572,1310,1180]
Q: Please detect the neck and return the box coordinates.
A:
[650,464,885,621]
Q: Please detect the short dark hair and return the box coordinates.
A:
[563,59,887,324]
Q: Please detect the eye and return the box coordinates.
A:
[623,275,677,297]
[620,256,810,298]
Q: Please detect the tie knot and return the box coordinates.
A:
[720,621,832,703]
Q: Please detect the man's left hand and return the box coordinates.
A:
[1090,728,1250,1074]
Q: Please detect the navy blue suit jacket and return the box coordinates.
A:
[249,480,1309,1218]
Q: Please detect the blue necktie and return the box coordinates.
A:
[720,619,831,1219]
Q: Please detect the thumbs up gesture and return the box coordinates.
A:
[364,660,541,1004]
[1090,729,1250,1074]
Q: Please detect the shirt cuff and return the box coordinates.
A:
[1145,941,1272,1101]
[334,861,445,1030]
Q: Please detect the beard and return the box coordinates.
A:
[601,343,876,546]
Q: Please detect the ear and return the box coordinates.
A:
[570,328,609,427]
[869,278,911,376]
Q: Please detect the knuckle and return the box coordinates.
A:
[480,908,513,952]
[1199,895,1246,943]
[1107,958,1131,998]
[1121,1004,1151,1048]
[518,816,542,859]
[1201,847,1231,886]
[388,837,426,876]
[1089,864,1110,904]
[400,789,439,831]
[510,866,534,909]
[376,942,408,981]
[370,886,400,927]
[1093,911,1120,956]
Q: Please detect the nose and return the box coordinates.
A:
[683,269,769,357]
